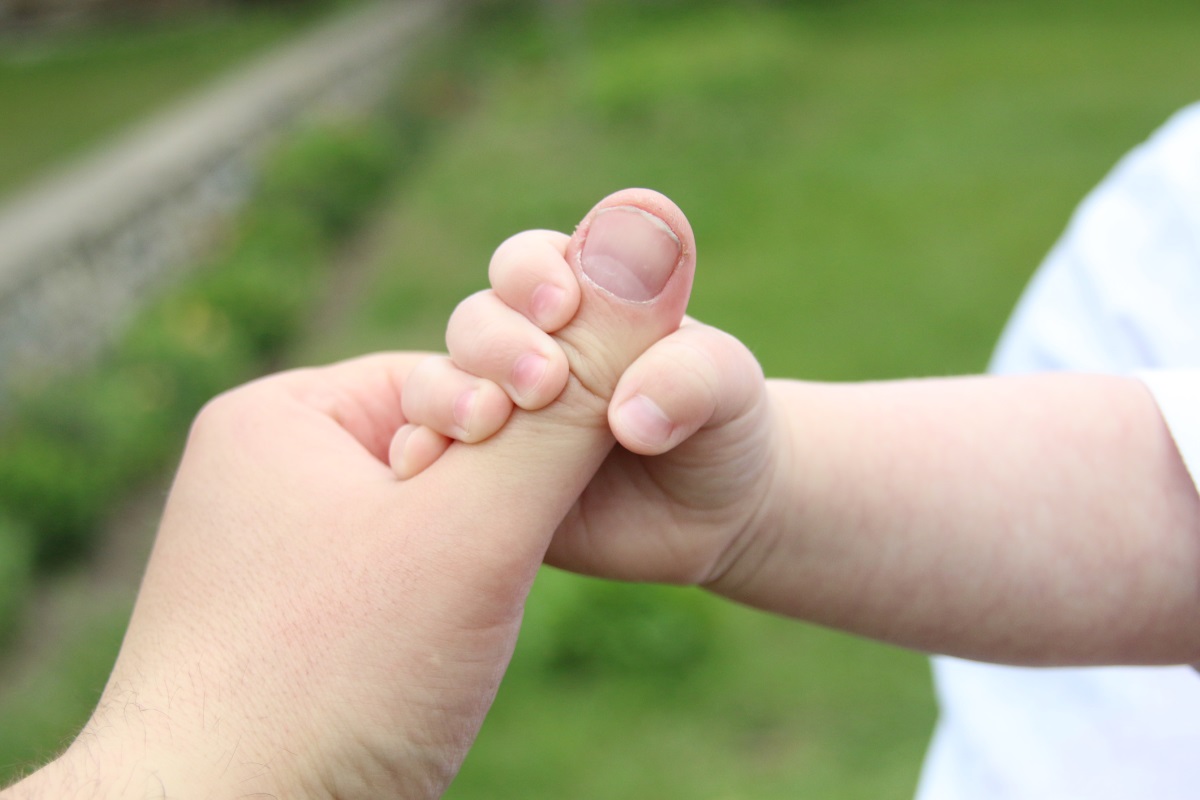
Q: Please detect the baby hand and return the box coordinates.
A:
[399,190,778,589]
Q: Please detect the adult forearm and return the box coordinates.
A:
[716,373,1200,665]
[0,681,301,800]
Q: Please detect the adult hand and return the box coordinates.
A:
[4,188,696,799]
[6,354,523,797]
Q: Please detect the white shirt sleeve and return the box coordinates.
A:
[1136,369,1200,490]
[990,104,1200,380]
[918,103,1200,800]
[987,103,1200,499]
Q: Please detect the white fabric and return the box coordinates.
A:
[1139,370,1200,488]
[915,103,1200,800]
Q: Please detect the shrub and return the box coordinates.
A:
[0,425,118,565]
[254,123,398,240]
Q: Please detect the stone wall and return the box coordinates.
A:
[0,0,442,408]
[1,0,203,28]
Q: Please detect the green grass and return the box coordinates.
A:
[0,594,130,781]
[447,572,935,800]
[0,3,339,198]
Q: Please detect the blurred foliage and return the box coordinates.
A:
[0,603,129,780]
[0,512,33,642]
[521,571,718,680]
[0,2,339,198]
[254,123,398,240]
[0,120,401,568]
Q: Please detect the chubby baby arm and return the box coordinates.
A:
[729,373,1200,665]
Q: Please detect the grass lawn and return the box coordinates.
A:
[0,2,342,199]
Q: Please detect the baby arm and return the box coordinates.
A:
[403,201,1200,667]
[751,373,1200,665]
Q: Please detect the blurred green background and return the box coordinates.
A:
[3,0,1200,796]
[0,4,340,197]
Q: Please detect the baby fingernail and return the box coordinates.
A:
[390,424,416,479]
[453,389,477,437]
[530,283,567,329]
[580,206,681,302]
[511,353,549,401]
[617,394,673,448]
